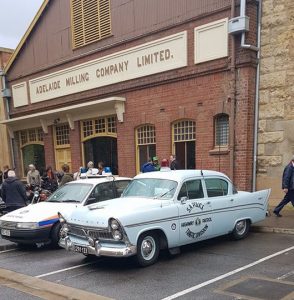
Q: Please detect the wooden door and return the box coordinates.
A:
[55,148,72,172]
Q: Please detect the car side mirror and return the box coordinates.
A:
[180,196,188,204]
[86,197,97,205]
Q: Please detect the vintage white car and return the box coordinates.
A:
[0,176,131,247]
[59,170,270,266]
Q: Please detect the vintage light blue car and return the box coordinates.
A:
[59,170,271,266]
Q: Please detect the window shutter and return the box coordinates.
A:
[71,0,111,48]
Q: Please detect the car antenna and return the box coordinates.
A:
[200,154,204,176]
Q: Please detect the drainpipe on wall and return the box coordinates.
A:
[0,69,15,168]
[239,0,261,191]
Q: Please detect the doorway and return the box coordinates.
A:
[84,136,118,174]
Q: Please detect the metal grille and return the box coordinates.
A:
[68,224,113,240]
[173,120,195,142]
[55,124,70,146]
[215,114,229,146]
[71,0,111,49]
[137,125,156,145]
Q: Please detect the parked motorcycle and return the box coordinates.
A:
[26,184,51,205]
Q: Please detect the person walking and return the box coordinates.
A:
[59,164,74,186]
[27,164,41,186]
[169,155,179,170]
[1,170,27,212]
[273,155,294,217]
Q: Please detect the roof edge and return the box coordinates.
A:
[0,47,14,53]
[4,0,50,74]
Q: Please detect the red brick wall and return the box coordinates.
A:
[69,121,82,173]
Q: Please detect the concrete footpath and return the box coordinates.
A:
[0,207,293,251]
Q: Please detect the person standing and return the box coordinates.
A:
[3,165,10,180]
[152,156,160,171]
[273,155,294,217]
[27,164,41,186]
[59,164,74,186]
[42,166,58,192]
[170,155,179,170]
[0,169,3,185]
[1,170,27,212]
[141,158,155,173]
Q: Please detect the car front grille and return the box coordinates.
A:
[68,224,113,240]
[1,221,18,229]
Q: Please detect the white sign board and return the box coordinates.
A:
[29,31,187,103]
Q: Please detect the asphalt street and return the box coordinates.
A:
[0,232,293,299]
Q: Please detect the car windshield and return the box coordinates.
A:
[46,183,93,203]
[122,178,178,199]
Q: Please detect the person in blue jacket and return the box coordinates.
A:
[273,155,294,217]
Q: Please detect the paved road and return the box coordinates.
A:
[0,232,293,299]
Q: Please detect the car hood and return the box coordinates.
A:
[0,202,80,224]
[63,197,172,228]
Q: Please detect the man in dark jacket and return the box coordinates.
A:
[273,155,294,217]
[59,164,74,186]
[2,170,27,212]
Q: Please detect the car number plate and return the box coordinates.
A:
[74,245,88,254]
[1,229,11,236]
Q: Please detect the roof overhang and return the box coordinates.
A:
[0,97,126,138]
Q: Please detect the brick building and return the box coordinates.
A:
[1,0,259,190]
[256,0,294,204]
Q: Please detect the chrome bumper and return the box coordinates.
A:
[59,236,137,257]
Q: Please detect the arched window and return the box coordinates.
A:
[172,120,196,169]
[136,124,156,173]
[215,114,229,147]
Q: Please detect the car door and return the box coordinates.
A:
[204,177,233,236]
[85,182,115,205]
[177,178,213,246]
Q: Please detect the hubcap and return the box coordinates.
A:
[141,236,156,261]
[235,220,247,235]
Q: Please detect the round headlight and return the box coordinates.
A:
[110,219,119,230]
[58,212,66,224]
[113,230,122,240]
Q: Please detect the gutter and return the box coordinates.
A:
[239,0,261,191]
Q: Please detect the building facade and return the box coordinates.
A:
[2,0,259,190]
[0,47,13,170]
[257,0,294,204]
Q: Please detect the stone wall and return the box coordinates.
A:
[257,0,294,204]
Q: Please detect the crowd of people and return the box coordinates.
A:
[141,155,179,173]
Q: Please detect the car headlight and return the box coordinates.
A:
[16,222,39,229]
[113,230,122,240]
[58,212,66,224]
[110,219,119,230]
[60,223,69,238]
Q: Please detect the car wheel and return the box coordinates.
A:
[232,219,250,240]
[50,222,62,248]
[136,232,160,267]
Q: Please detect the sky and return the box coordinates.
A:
[0,0,44,49]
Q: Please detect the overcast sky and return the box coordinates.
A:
[0,0,43,49]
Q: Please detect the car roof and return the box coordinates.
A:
[66,176,131,185]
[134,170,230,182]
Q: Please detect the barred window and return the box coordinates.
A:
[19,128,44,146]
[55,124,70,146]
[137,125,156,145]
[215,114,229,146]
[71,0,111,48]
[81,116,117,141]
[173,120,195,142]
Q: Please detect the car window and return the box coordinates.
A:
[47,183,92,203]
[114,180,130,197]
[89,182,115,203]
[177,179,203,200]
[205,178,228,197]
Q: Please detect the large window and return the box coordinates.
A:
[215,114,229,147]
[172,120,196,169]
[178,179,204,200]
[136,125,156,173]
[205,178,228,197]
[71,0,111,48]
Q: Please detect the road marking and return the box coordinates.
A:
[0,249,16,254]
[35,261,97,278]
[277,270,294,280]
[161,245,294,300]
